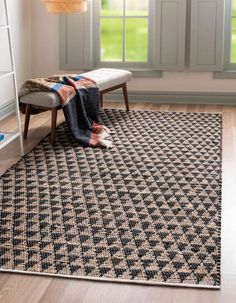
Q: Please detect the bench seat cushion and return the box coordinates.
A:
[81,68,132,91]
[20,92,60,108]
[20,68,132,108]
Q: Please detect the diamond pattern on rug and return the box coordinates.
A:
[0,109,222,288]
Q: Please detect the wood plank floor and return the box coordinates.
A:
[0,102,236,303]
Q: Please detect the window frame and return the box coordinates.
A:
[92,0,155,69]
[224,0,236,70]
[59,0,187,76]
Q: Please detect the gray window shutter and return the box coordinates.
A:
[154,0,187,71]
[59,3,92,70]
[189,0,224,71]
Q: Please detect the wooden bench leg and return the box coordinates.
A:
[51,107,58,144]
[100,93,104,108]
[23,104,32,139]
[122,83,130,111]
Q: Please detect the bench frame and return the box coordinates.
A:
[23,82,130,144]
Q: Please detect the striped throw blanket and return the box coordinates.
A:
[19,75,112,148]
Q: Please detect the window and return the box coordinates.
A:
[93,0,154,69]
[60,0,188,74]
[225,0,236,70]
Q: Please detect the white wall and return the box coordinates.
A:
[0,0,31,108]
[8,0,31,88]
[31,0,59,78]
[31,0,236,93]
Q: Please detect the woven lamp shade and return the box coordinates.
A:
[43,0,88,13]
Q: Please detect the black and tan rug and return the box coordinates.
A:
[0,109,222,288]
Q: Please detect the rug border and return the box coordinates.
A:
[0,268,220,290]
[121,109,223,115]
[218,113,223,288]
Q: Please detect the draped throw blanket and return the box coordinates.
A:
[19,75,112,148]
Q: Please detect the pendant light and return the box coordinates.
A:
[43,0,88,13]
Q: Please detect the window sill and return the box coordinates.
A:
[214,71,236,79]
[131,70,163,78]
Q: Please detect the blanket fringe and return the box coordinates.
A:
[102,125,111,134]
[89,130,113,148]
[99,129,111,140]
[100,138,113,148]
[94,124,113,148]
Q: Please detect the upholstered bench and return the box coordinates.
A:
[20,68,132,144]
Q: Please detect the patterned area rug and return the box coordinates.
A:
[0,109,222,288]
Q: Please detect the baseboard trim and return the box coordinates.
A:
[104,90,236,105]
[1,92,235,120]
[0,99,15,121]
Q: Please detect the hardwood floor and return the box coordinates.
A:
[0,102,236,303]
